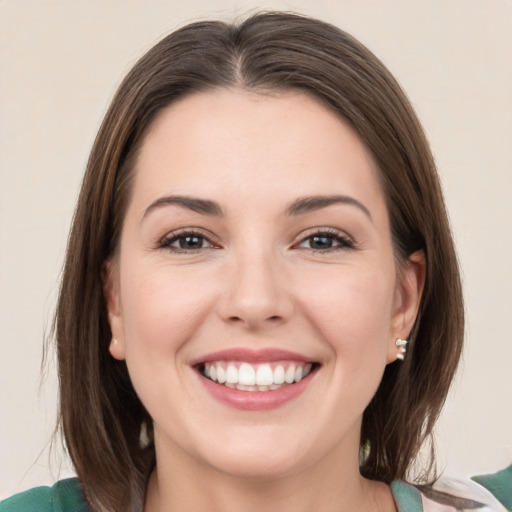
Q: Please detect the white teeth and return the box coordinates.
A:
[203,360,315,390]
[285,364,296,384]
[216,366,226,384]
[256,364,274,386]
[226,364,238,384]
[239,363,256,385]
[273,365,285,384]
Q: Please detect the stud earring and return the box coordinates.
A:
[109,338,125,360]
[395,338,408,361]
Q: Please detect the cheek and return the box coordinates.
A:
[304,269,394,338]
[116,262,216,422]
[290,265,397,431]
[118,261,212,359]
[297,264,395,360]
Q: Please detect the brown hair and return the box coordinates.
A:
[55,11,464,511]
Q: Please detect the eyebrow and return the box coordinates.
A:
[143,195,224,219]
[142,193,371,221]
[285,195,372,220]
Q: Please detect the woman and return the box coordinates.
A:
[2,12,510,512]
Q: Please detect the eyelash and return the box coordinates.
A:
[157,228,355,254]
[158,229,219,253]
[295,228,355,252]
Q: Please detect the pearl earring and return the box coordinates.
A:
[395,338,408,361]
[109,338,124,360]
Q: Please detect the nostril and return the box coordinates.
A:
[227,315,282,324]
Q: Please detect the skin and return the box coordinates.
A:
[105,89,425,512]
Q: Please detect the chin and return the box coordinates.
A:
[206,450,306,481]
[191,426,319,481]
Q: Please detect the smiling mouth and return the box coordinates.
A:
[198,361,318,392]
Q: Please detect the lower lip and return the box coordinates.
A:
[197,370,316,411]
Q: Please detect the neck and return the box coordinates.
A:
[144,433,396,512]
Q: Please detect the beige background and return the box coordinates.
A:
[1,0,511,498]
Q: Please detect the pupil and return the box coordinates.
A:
[312,236,332,249]
[180,236,203,249]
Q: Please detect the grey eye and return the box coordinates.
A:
[176,235,207,250]
[307,235,336,250]
[160,231,215,252]
[298,232,352,251]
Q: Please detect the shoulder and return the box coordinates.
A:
[392,465,512,512]
[0,478,90,512]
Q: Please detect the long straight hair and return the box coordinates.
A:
[55,12,464,511]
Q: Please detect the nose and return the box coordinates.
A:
[216,251,294,331]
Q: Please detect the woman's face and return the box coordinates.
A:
[106,89,424,479]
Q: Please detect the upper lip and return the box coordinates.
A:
[190,348,317,366]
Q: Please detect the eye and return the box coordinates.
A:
[158,230,218,252]
[297,230,354,251]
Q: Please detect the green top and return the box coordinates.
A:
[0,479,89,512]
[472,464,512,510]
[2,466,511,511]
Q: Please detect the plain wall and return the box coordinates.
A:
[1,0,511,498]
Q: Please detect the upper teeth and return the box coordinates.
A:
[203,361,313,389]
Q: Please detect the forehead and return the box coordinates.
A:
[130,88,385,215]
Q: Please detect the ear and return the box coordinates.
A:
[102,259,126,360]
[387,250,426,363]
